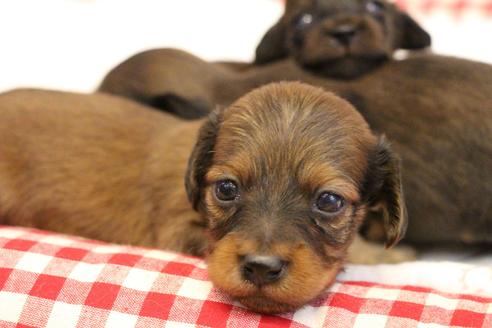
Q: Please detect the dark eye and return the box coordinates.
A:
[365,0,385,14]
[214,180,239,202]
[315,192,345,214]
[294,13,314,30]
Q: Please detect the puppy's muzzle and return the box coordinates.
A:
[240,255,288,286]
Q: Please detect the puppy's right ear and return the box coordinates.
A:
[185,108,223,210]
[255,19,289,65]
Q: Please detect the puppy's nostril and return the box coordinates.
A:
[329,24,358,45]
[243,265,254,275]
[241,255,287,287]
[266,268,283,280]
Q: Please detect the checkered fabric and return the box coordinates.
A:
[0,226,491,328]
[395,0,492,17]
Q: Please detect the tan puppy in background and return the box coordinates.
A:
[0,83,410,313]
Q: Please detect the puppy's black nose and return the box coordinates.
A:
[329,24,357,45]
[241,255,287,286]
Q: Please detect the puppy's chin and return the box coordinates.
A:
[233,272,338,314]
[236,295,306,314]
[206,234,342,314]
[302,56,388,79]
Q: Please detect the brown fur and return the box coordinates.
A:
[99,49,492,246]
[97,0,491,247]
[0,89,205,253]
[0,83,406,313]
[254,0,431,78]
[184,83,407,312]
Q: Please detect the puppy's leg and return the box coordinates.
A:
[347,235,417,264]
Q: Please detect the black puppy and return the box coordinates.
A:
[255,0,431,78]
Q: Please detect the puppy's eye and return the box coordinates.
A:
[316,192,345,214]
[294,13,314,30]
[365,0,385,14]
[214,180,239,202]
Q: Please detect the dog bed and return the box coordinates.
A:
[1,226,491,328]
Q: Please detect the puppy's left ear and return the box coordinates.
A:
[255,19,289,65]
[362,136,408,248]
[394,11,431,50]
[185,108,222,210]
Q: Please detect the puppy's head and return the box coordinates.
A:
[186,82,406,313]
[255,0,431,78]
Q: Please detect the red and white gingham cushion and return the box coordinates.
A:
[0,226,491,328]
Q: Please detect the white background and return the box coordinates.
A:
[0,0,491,93]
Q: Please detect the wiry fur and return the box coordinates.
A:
[0,83,407,313]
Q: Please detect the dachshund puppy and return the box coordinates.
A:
[255,0,431,78]
[100,49,492,247]
[0,83,409,313]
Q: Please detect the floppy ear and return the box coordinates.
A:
[254,0,313,64]
[394,12,432,50]
[361,136,408,248]
[254,20,289,65]
[185,108,223,210]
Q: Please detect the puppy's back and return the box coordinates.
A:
[0,90,187,245]
[0,89,171,179]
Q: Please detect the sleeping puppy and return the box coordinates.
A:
[255,0,431,78]
[0,82,410,313]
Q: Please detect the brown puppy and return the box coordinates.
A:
[255,0,431,78]
[99,49,492,247]
[0,83,407,313]
[99,0,431,110]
